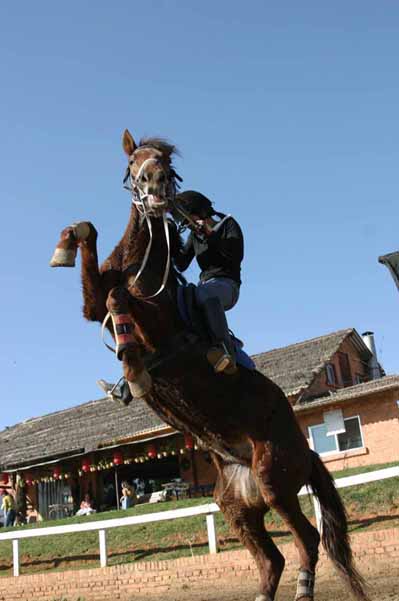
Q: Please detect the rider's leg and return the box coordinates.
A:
[196,278,240,374]
[197,277,240,312]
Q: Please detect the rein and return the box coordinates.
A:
[101,151,177,355]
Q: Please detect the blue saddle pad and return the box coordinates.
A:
[233,339,256,370]
[177,285,255,371]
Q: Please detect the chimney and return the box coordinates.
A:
[361,331,382,380]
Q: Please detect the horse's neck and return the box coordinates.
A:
[118,206,173,291]
[123,205,143,254]
[120,206,181,343]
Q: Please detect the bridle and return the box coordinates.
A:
[123,147,182,214]
[101,148,183,354]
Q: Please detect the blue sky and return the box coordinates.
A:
[1,2,399,430]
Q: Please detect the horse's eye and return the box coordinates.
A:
[129,160,134,166]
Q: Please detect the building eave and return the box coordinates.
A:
[1,426,177,472]
[294,375,399,414]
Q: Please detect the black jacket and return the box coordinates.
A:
[173,214,244,285]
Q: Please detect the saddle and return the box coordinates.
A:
[176,284,255,371]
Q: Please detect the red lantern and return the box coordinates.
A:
[184,433,194,451]
[53,467,61,479]
[147,445,157,459]
[0,474,9,485]
[82,459,91,473]
[113,452,123,466]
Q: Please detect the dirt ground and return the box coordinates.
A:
[134,559,399,601]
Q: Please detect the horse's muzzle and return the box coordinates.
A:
[147,195,168,213]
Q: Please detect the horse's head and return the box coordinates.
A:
[123,129,180,216]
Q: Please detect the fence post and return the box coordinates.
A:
[99,529,107,567]
[206,513,218,554]
[12,539,20,577]
[312,496,322,533]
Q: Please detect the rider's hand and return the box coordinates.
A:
[193,220,213,237]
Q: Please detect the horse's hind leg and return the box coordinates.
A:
[214,461,285,601]
[275,496,319,600]
[255,471,320,600]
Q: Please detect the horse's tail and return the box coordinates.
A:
[309,451,370,601]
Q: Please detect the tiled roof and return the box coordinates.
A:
[0,397,167,470]
[294,374,399,413]
[252,328,367,396]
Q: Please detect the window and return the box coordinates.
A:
[326,363,336,385]
[308,416,364,456]
[338,352,352,386]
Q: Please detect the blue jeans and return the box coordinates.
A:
[5,510,16,527]
[196,277,240,311]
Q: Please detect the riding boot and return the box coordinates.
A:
[200,297,237,375]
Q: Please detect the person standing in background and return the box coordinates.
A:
[120,482,137,510]
[1,489,16,527]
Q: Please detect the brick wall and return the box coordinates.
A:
[0,527,397,601]
[298,390,399,470]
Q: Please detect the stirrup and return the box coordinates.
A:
[97,377,125,403]
[207,345,237,375]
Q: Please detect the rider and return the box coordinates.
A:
[97,190,243,401]
[172,190,244,374]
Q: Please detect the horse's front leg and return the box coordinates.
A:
[78,223,110,323]
[106,286,152,399]
[51,221,109,323]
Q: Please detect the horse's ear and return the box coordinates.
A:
[122,129,136,156]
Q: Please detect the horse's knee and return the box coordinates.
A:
[106,286,130,313]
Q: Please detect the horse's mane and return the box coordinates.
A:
[138,137,180,158]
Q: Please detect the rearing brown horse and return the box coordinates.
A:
[52,129,369,601]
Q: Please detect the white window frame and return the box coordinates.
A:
[308,415,365,456]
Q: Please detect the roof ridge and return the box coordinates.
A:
[0,398,107,434]
[296,374,399,411]
[251,328,354,359]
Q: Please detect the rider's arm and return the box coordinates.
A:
[207,218,244,264]
[173,233,195,272]
[168,219,195,272]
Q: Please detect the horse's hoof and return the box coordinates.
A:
[50,247,77,268]
[255,595,274,601]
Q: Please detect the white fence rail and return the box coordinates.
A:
[0,503,220,577]
[298,465,399,530]
[0,465,397,577]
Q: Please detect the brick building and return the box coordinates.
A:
[1,327,398,520]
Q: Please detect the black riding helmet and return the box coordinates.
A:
[174,190,215,220]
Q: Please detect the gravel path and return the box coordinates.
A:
[136,560,399,601]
